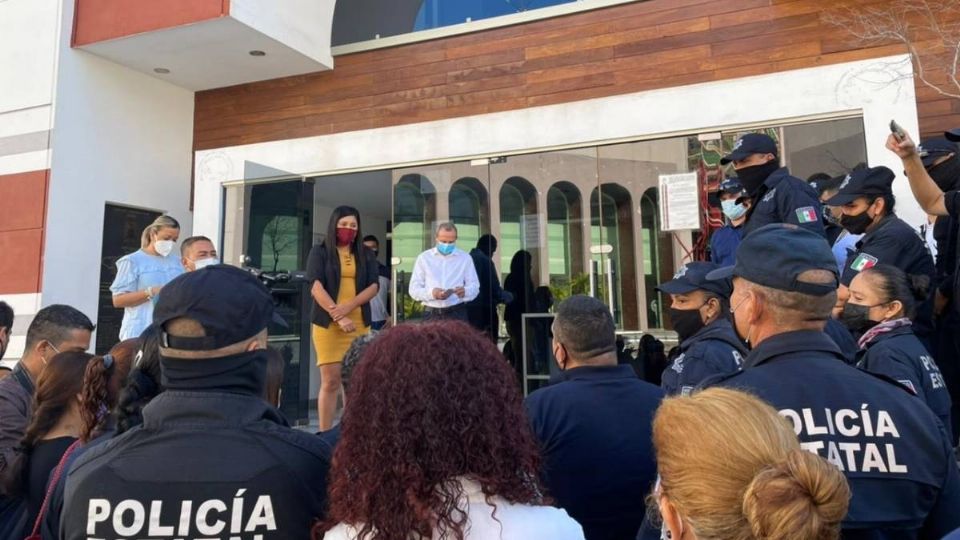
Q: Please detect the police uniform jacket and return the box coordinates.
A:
[661,318,745,396]
[857,325,952,431]
[525,365,662,540]
[709,223,743,267]
[824,317,859,364]
[840,215,935,287]
[715,330,960,538]
[741,168,826,238]
[60,391,332,540]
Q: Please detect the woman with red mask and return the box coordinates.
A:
[306,206,380,430]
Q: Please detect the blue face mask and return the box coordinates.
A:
[437,242,456,256]
[721,199,747,220]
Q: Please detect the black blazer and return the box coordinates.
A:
[305,243,379,328]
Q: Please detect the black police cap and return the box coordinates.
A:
[824,166,895,206]
[720,133,778,165]
[707,224,837,296]
[656,261,733,298]
[719,177,744,195]
[945,128,960,142]
[918,138,958,168]
[154,265,276,351]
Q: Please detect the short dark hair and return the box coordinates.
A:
[553,295,616,360]
[362,235,379,246]
[181,236,213,255]
[341,333,378,392]
[0,302,13,332]
[477,234,497,253]
[24,305,94,350]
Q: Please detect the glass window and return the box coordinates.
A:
[333,0,582,46]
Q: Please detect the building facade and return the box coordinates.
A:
[1,0,955,417]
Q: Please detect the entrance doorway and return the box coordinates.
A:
[95,204,161,354]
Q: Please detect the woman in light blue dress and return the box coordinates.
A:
[110,215,185,340]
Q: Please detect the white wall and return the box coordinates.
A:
[42,0,195,339]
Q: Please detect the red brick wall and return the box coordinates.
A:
[0,170,49,294]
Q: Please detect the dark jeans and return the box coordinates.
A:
[423,304,468,322]
[371,321,387,331]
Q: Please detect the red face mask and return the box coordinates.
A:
[336,227,357,247]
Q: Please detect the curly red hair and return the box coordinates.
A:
[321,321,545,540]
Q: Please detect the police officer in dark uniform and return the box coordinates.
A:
[706,224,960,537]
[60,265,332,540]
[721,133,826,238]
[842,264,952,430]
[656,262,746,396]
[710,178,749,266]
[889,127,960,445]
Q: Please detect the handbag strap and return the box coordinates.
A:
[28,439,82,538]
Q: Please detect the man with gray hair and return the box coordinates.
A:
[409,222,479,321]
[708,223,960,537]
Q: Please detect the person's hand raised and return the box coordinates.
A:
[886,131,917,159]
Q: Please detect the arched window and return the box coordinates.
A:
[591,184,638,329]
[499,177,539,283]
[449,177,489,251]
[393,174,436,274]
[546,182,584,295]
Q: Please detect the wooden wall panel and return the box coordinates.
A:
[194,0,958,150]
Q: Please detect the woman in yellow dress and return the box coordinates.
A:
[305,206,380,430]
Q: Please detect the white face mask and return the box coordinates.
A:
[193,257,219,271]
[154,240,176,257]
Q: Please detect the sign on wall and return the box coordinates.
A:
[658,172,700,232]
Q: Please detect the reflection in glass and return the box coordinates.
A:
[641,188,663,329]
[547,182,585,300]
[449,177,489,251]
[499,177,539,284]
[591,184,637,329]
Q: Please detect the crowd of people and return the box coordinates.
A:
[0,126,957,540]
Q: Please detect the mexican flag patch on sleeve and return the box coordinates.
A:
[850,253,878,272]
[795,206,818,223]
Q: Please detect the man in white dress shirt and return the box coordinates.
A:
[409,223,480,321]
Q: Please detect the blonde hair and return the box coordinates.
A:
[653,388,849,540]
[141,215,180,248]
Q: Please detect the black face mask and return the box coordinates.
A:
[736,160,781,196]
[839,204,876,235]
[928,156,960,191]
[669,306,706,343]
[161,348,268,396]
[840,302,881,333]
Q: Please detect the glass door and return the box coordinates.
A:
[391,161,492,324]
[222,178,314,424]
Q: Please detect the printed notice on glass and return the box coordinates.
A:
[658,173,700,231]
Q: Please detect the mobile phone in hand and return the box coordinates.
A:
[890,119,906,142]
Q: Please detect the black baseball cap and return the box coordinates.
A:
[707,224,838,296]
[945,128,960,142]
[154,264,276,351]
[719,177,744,195]
[918,138,958,168]
[720,133,779,165]
[657,261,733,298]
[823,166,894,206]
